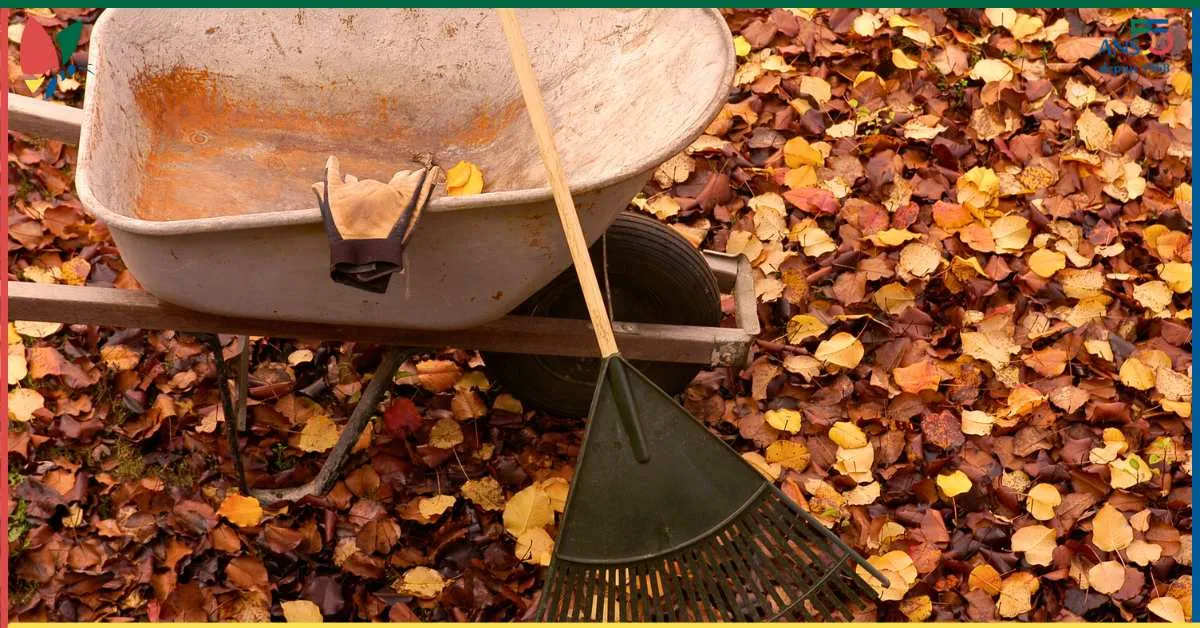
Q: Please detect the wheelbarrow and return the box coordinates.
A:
[8,9,748,495]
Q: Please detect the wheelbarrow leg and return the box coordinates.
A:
[250,346,408,504]
[235,335,250,432]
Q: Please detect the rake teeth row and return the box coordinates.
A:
[535,489,880,622]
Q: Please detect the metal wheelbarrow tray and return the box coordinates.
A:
[76,8,734,330]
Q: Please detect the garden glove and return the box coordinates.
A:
[313,155,440,293]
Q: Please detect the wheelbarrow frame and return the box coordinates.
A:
[7,94,760,500]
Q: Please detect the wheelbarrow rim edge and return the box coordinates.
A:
[75,9,735,237]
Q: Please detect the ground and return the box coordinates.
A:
[6,7,1194,623]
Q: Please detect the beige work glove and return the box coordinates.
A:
[312,155,440,293]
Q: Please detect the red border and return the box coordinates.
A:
[2,7,11,627]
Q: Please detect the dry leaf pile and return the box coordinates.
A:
[6,7,1194,623]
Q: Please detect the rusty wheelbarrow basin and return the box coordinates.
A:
[77,9,733,330]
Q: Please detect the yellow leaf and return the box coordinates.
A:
[1060,267,1106,299]
[217,493,264,528]
[892,49,919,70]
[1148,596,1187,623]
[844,481,880,505]
[1134,280,1174,314]
[969,58,1014,83]
[286,349,314,366]
[783,136,824,169]
[790,219,837,257]
[968,564,1003,596]
[961,409,995,436]
[281,600,323,623]
[1110,454,1152,489]
[814,332,865,368]
[834,444,874,481]
[1011,524,1056,566]
[395,566,445,599]
[798,76,832,106]
[455,370,491,392]
[503,485,553,537]
[785,314,827,344]
[985,8,1016,29]
[784,165,818,189]
[297,415,340,453]
[742,452,781,481]
[540,477,570,512]
[1156,368,1191,402]
[732,35,751,57]
[991,215,1031,254]
[1026,483,1061,521]
[957,167,1000,212]
[900,594,932,621]
[445,161,484,196]
[857,550,917,601]
[429,416,464,449]
[764,408,803,433]
[961,330,1019,370]
[1126,539,1164,566]
[898,242,943,278]
[13,320,62,338]
[1090,428,1128,464]
[853,12,882,37]
[461,477,505,511]
[997,572,1039,618]
[1028,248,1066,277]
[1159,262,1192,293]
[418,494,456,519]
[514,528,554,566]
[765,440,811,471]
[1088,560,1126,595]
[1076,109,1112,151]
[1170,70,1192,97]
[936,470,972,498]
[829,421,868,448]
[8,388,44,422]
[892,360,944,394]
[9,344,28,386]
[1119,357,1155,390]
[1092,503,1133,551]
[867,228,921,247]
[873,282,916,315]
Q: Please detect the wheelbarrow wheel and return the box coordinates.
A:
[487,211,721,417]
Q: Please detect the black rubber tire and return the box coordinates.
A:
[487,211,722,417]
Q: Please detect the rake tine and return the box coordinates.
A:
[739,527,795,619]
[688,547,729,621]
[719,528,774,619]
[667,557,686,619]
[710,534,761,621]
[694,541,737,620]
[728,519,789,616]
[752,500,834,620]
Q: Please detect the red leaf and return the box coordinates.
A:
[783,187,839,214]
[382,397,422,437]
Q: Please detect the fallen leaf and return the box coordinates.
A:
[1092,503,1133,552]
[503,485,553,537]
[395,566,445,599]
[281,600,323,622]
[937,470,972,498]
[814,332,865,368]
[297,415,340,453]
[217,494,264,528]
[445,161,484,196]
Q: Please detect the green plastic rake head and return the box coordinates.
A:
[532,357,887,622]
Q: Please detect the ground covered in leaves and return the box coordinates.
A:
[7,7,1194,623]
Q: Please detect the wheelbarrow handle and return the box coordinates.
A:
[496,8,620,360]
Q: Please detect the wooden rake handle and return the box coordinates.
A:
[497,9,620,359]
